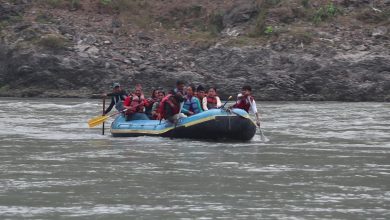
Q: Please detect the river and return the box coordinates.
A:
[0,98,389,219]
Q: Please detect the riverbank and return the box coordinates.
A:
[0,0,389,101]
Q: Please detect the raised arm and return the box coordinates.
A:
[216,97,222,108]
[202,97,208,111]
[103,97,115,115]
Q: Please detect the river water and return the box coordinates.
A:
[0,98,389,219]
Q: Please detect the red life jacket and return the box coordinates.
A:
[206,96,218,109]
[158,94,180,119]
[124,95,145,113]
[234,96,254,113]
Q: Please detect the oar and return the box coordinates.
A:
[257,125,266,142]
[219,96,233,109]
[246,98,266,142]
[88,102,144,128]
[88,111,121,128]
[102,97,105,135]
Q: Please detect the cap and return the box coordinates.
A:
[112,83,120,88]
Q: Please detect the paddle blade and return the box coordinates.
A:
[88,115,110,128]
[258,128,269,142]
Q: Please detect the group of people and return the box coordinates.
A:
[103,81,261,126]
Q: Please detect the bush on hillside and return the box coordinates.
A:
[37,35,68,51]
[312,2,339,24]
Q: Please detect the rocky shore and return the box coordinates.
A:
[0,0,389,101]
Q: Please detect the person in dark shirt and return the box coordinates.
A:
[103,83,127,115]
[196,85,206,110]
[173,80,186,96]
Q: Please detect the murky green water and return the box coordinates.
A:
[0,98,389,219]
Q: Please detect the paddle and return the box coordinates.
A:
[246,98,266,142]
[88,102,144,128]
[102,97,105,135]
[257,124,266,142]
[219,96,233,109]
[88,111,121,128]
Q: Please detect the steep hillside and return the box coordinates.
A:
[0,0,389,100]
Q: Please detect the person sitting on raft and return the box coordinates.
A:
[196,85,206,111]
[202,87,222,110]
[232,85,261,127]
[157,91,186,123]
[103,82,127,115]
[182,85,203,116]
[144,89,159,119]
[151,90,165,119]
[123,84,149,121]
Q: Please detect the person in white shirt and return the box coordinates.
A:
[202,87,222,110]
[233,85,261,126]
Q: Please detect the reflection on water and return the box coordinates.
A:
[0,98,389,219]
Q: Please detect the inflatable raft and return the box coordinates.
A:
[110,108,256,141]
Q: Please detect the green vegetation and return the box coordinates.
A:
[99,0,152,27]
[70,0,81,10]
[158,5,224,37]
[261,0,282,7]
[36,35,68,51]
[290,28,313,44]
[0,85,10,93]
[99,0,111,5]
[264,26,274,35]
[98,0,149,12]
[248,0,290,38]
[312,2,339,24]
[28,0,388,47]
[207,11,224,36]
[35,12,52,23]
[0,22,6,32]
[248,7,267,38]
[225,36,266,47]
[0,13,23,31]
[38,0,63,8]
[301,0,310,8]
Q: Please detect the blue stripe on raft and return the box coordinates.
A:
[110,109,252,134]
